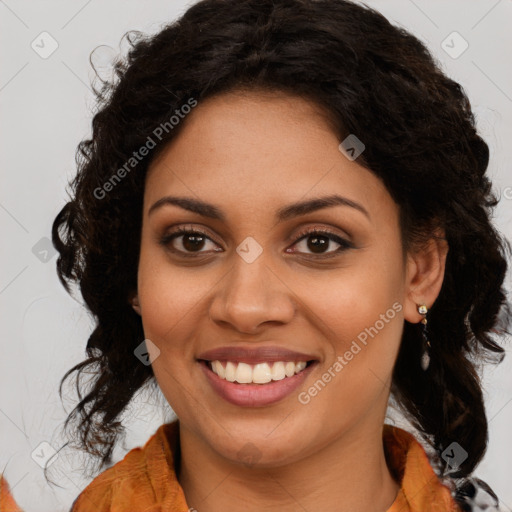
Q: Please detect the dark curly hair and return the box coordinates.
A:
[52,0,511,492]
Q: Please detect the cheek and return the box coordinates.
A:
[136,254,209,415]
[305,248,403,343]
[296,242,405,393]
[305,280,404,388]
[293,278,404,434]
[136,245,209,355]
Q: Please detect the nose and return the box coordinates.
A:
[208,251,296,334]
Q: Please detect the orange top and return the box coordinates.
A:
[1,422,461,511]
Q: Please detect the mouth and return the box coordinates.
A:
[201,359,313,383]
[197,359,318,407]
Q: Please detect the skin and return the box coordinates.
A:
[131,89,449,512]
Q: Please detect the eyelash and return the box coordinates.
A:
[159,225,354,259]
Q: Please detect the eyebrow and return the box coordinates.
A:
[148,194,370,222]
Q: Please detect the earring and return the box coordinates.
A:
[417,304,431,371]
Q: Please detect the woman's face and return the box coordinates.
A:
[134,90,427,467]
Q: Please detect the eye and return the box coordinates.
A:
[159,227,222,256]
[159,225,354,259]
[288,227,353,257]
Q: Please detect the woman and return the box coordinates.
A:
[1,0,509,510]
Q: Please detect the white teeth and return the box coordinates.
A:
[235,362,253,384]
[285,362,296,377]
[212,360,225,379]
[271,361,286,381]
[252,363,273,383]
[295,361,307,374]
[225,361,236,382]
[209,360,310,384]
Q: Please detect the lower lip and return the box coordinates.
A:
[199,361,317,407]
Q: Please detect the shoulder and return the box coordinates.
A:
[383,425,502,512]
[70,422,179,512]
[0,473,24,512]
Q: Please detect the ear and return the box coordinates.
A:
[129,292,142,315]
[403,229,449,323]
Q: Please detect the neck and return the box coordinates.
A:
[177,421,400,512]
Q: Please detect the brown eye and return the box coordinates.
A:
[304,234,331,253]
[160,228,222,256]
[181,233,207,252]
[289,229,353,257]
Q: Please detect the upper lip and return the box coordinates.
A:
[197,346,318,364]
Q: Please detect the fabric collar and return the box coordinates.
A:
[2,422,462,511]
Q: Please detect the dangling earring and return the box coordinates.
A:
[417,304,431,371]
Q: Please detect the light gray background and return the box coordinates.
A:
[1,1,511,511]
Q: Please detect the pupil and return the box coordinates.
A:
[183,234,205,251]
[307,235,328,253]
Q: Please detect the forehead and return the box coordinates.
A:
[143,90,394,223]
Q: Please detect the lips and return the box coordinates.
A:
[199,359,317,407]
[197,345,317,364]
[196,345,319,407]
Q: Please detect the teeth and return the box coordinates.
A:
[271,361,286,381]
[285,362,296,377]
[225,361,236,382]
[252,362,272,383]
[211,360,225,379]
[209,360,309,384]
[235,362,253,384]
[295,361,307,374]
